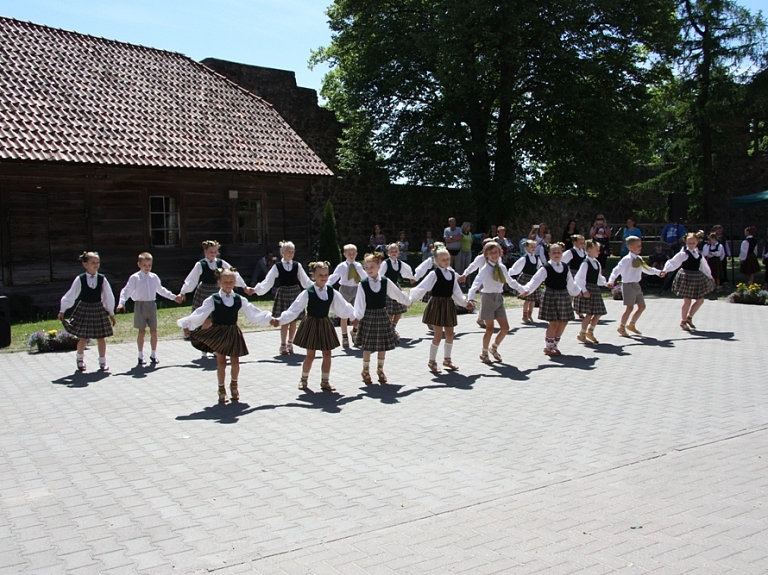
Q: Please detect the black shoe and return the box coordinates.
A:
[149,357,159,365]
[137,357,146,365]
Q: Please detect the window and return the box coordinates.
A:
[149,196,180,246]
[237,198,263,245]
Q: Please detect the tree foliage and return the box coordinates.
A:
[318,199,343,269]
[313,0,680,220]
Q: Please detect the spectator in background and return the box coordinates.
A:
[444,217,463,270]
[485,224,498,241]
[660,218,686,249]
[368,224,387,253]
[561,220,578,250]
[252,250,276,287]
[589,215,612,269]
[458,222,474,273]
[397,231,409,261]
[494,225,514,266]
[711,225,731,284]
[620,217,643,256]
[421,230,435,261]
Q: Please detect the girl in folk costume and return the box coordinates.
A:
[409,245,474,372]
[277,262,357,391]
[355,252,412,384]
[508,239,545,324]
[178,268,272,404]
[738,226,760,285]
[468,241,519,363]
[561,234,588,318]
[253,240,311,355]
[573,240,608,343]
[328,244,365,348]
[515,243,582,356]
[59,251,117,372]
[663,232,714,331]
[379,243,416,338]
[702,232,725,290]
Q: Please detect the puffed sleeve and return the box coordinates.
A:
[407,271,437,303]
[330,290,357,320]
[451,275,469,306]
[119,274,137,306]
[297,264,312,289]
[240,297,274,326]
[508,256,526,276]
[463,254,486,277]
[101,278,116,315]
[520,267,548,294]
[220,259,247,288]
[566,270,581,297]
[60,277,82,313]
[353,283,367,319]
[386,279,411,306]
[328,262,344,286]
[699,255,713,279]
[177,296,215,330]
[400,262,415,280]
[254,264,279,296]
[180,263,202,294]
[662,250,687,273]
[574,261,589,293]
[413,257,434,281]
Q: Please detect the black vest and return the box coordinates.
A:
[523,254,539,275]
[78,273,105,303]
[306,285,334,318]
[431,268,454,297]
[568,248,586,272]
[746,237,757,253]
[682,249,701,271]
[277,262,300,287]
[210,294,241,325]
[584,260,601,284]
[544,263,568,290]
[361,277,388,309]
[383,259,401,283]
[199,259,222,284]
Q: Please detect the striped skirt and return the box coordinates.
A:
[356,307,398,351]
[385,296,408,316]
[64,301,113,339]
[294,316,340,350]
[538,288,574,322]
[573,283,607,316]
[192,282,218,309]
[673,269,714,299]
[516,272,540,302]
[422,296,458,327]
[273,285,304,320]
[190,324,248,357]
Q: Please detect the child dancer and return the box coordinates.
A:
[606,236,665,337]
[573,240,608,343]
[328,244,365,348]
[739,226,760,285]
[178,268,272,403]
[702,232,724,290]
[253,240,311,355]
[409,245,474,372]
[355,253,411,383]
[380,243,416,337]
[117,252,182,365]
[663,232,714,331]
[468,241,518,363]
[515,244,582,355]
[58,251,116,372]
[561,235,587,276]
[508,239,544,324]
[277,262,357,390]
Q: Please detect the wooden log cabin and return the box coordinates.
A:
[0,17,333,317]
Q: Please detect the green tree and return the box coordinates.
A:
[313,0,679,221]
[318,199,342,269]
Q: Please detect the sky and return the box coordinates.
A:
[0,0,765,99]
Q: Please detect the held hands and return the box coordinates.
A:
[244,286,256,296]
[582,291,591,299]
[458,275,467,284]
[518,292,529,299]
[659,271,667,278]
[606,282,614,289]
[183,328,190,337]
[269,318,280,327]
[174,294,184,304]
[116,304,125,313]
[465,301,475,311]
[109,315,117,327]
[352,319,360,328]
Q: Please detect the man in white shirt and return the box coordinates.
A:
[443,217,463,271]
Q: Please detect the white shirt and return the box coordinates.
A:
[702,242,725,260]
[254,259,311,296]
[519,261,581,296]
[60,273,116,315]
[468,261,517,300]
[574,258,608,293]
[379,258,415,280]
[119,271,177,305]
[608,253,661,284]
[278,284,357,325]
[508,253,544,275]
[663,248,712,279]
[409,267,469,306]
[176,289,272,330]
[181,258,245,294]
[328,259,365,286]
[561,247,585,265]
[353,277,410,319]
[739,236,757,261]
[462,254,487,277]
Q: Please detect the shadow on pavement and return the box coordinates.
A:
[51,370,110,388]
[176,401,266,423]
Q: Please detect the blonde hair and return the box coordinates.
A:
[343,244,357,252]
[433,242,450,258]
[571,234,585,243]
[279,240,295,255]
[482,241,501,257]
[387,242,400,252]
[548,243,564,254]
[364,252,384,265]
[202,240,220,250]
[79,251,99,262]
[215,267,237,279]
[308,261,330,272]
[626,236,642,247]
[584,239,599,250]
[138,252,153,262]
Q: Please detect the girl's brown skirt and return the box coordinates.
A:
[538,288,574,322]
[356,308,398,351]
[673,269,714,299]
[64,301,113,339]
[573,283,607,316]
[293,316,340,350]
[740,253,760,275]
[422,296,458,327]
[190,324,248,357]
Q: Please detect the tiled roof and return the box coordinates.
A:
[0,17,333,176]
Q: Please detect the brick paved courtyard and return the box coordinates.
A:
[1,297,766,574]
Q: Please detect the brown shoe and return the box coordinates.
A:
[428,359,442,373]
[626,323,642,335]
[361,370,373,384]
[230,381,239,401]
[320,381,336,392]
[376,368,387,383]
[617,325,629,337]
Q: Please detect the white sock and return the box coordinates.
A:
[429,344,439,361]
[321,372,330,382]
[444,343,453,358]
[150,350,157,359]
[138,351,144,360]
[76,353,84,361]
[98,356,106,366]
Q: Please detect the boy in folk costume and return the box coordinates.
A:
[328,244,365,348]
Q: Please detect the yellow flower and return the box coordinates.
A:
[47,329,58,336]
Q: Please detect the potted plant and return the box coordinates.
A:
[728,283,768,305]
[27,329,81,352]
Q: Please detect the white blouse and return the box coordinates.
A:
[176,289,272,331]
[254,259,311,296]
[508,253,544,275]
[408,267,469,306]
[573,258,608,293]
[278,285,357,325]
[60,274,116,315]
[663,249,712,279]
[379,258,415,280]
[181,258,245,294]
[468,262,518,300]
[519,261,581,297]
[353,277,410,318]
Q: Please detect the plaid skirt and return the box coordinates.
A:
[64,301,113,339]
[339,284,358,304]
[190,324,248,357]
[740,253,760,275]
[385,296,408,316]
[294,316,340,350]
[192,282,218,309]
[422,296,458,327]
[516,273,540,302]
[673,269,714,299]
[574,283,607,316]
[538,288,574,322]
[356,308,398,351]
[273,285,304,320]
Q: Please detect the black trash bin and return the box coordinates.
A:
[0,296,10,348]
